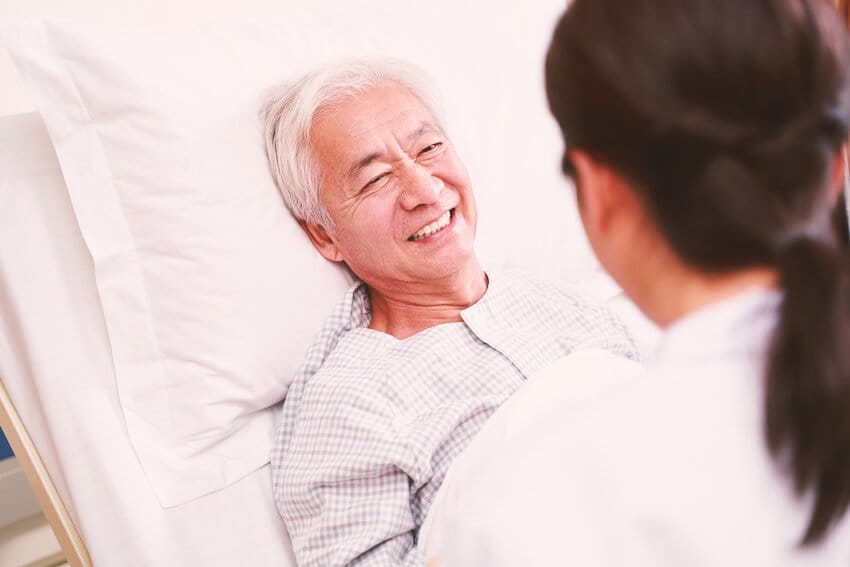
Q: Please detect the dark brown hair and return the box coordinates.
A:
[834,191,849,245]
[546,0,850,545]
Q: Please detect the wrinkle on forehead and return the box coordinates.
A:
[311,82,436,144]
[312,86,437,169]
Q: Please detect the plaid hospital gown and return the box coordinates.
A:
[271,269,640,566]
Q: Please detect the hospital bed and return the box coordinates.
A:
[4,111,845,566]
[0,106,605,565]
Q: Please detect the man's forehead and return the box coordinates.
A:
[315,91,434,139]
[312,91,440,165]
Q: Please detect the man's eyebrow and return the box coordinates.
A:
[407,122,443,144]
[346,151,382,182]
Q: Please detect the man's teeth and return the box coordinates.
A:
[410,210,452,241]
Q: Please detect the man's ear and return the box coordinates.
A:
[300,220,344,262]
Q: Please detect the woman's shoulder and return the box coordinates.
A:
[446,351,760,511]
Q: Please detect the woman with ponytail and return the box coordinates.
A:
[425,0,850,564]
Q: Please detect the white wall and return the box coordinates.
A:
[0,0,307,115]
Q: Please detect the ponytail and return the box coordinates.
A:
[766,236,850,544]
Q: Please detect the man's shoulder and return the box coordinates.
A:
[488,267,604,311]
[482,267,641,360]
[294,280,371,373]
[277,332,398,455]
[326,278,371,330]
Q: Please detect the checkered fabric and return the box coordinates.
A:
[271,269,640,566]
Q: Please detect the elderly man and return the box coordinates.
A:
[262,59,639,566]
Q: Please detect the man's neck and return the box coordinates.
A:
[366,260,488,340]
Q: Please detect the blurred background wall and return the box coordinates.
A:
[0,0,325,116]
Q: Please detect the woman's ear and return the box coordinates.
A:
[570,150,645,235]
[300,220,344,262]
[570,150,619,237]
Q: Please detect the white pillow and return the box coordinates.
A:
[0,0,594,507]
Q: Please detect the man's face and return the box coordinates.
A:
[308,81,478,287]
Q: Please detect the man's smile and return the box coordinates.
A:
[408,209,455,241]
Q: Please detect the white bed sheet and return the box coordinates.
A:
[0,111,295,566]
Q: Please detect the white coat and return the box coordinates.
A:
[424,290,850,566]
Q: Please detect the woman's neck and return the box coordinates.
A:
[631,260,778,329]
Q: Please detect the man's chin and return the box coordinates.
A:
[409,251,479,281]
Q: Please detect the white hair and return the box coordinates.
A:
[261,58,444,229]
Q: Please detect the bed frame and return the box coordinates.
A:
[0,380,92,566]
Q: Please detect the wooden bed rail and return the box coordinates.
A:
[0,377,93,567]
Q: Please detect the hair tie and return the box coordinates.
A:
[753,108,849,158]
[773,219,835,256]
[773,231,808,256]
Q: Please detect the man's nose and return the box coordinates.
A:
[398,163,442,210]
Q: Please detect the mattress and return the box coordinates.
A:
[0,112,295,566]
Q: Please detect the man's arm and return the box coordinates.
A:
[281,457,426,566]
[274,385,427,567]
